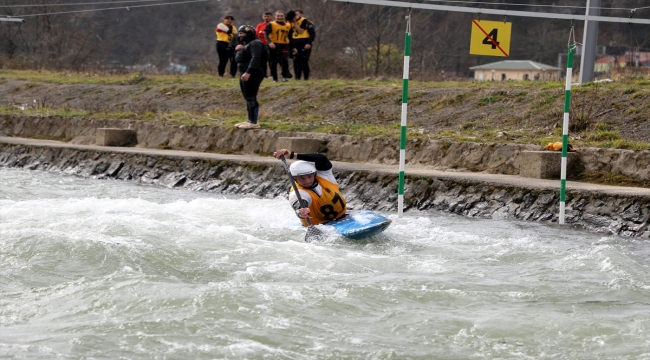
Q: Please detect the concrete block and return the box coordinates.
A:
[518,151,579,179]
[96,128,137,147]
[276,137,322,153]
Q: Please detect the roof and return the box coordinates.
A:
[470,60,561,71]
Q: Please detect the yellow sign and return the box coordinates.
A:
[470,20,512,57]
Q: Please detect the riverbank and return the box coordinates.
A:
[2,137,648,238]
[1,115,649,187]
[1,72,649,149]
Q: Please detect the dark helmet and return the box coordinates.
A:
[237,25,256,42]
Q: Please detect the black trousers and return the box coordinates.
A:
[216,41,236,77]
[268,44,291,81]
[239,68,265,124]
[293,39,312,80]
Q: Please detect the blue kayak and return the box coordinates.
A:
[324,210,392,239]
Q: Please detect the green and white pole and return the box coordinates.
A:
[559,44,575,225]
[398,11,412,217]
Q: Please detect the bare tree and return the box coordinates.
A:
[1,0,100,69]
[3,0,649,77]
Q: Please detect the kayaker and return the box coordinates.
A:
[273,149,347,225]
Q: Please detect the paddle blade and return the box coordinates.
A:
[305,225,324,242]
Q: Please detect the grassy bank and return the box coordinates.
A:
[1,70,648,151]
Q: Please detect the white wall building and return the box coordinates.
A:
[470,60,561,81]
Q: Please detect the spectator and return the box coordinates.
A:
[287,10,316,80]
[255,12,273,77]
[234,25,268,130]
[215,14,237,77]
[265,11,293,82]
[256,12,273,45]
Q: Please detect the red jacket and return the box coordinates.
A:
[255,22,268,45]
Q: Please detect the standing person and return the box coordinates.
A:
[255,12,273,77]
[287,10,316,80]
[272,149,347,225]
[215,14,237,77]
[265,11,293,82]
[255,12,273,44]
[233,25,268,130]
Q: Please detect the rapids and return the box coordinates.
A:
[1,168,648,359]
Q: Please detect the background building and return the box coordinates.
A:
[470,60,561,81]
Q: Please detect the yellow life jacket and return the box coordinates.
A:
[291,176,347,226]
[292,17,311,39]
[268,21,291,44]
[215,23,236,42]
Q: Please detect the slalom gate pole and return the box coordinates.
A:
[559,43,575,225]
[398,10,412,217]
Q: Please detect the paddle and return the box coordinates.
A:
[279,155,323,242]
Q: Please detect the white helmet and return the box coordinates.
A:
[290,160,316,176]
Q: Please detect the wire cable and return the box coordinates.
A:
[17,0,209,17]
[424,0,582,10]
[422,0,650,13]
[1,0,169,8]
[8,0,646,12]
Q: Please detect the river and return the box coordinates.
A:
[1,168,649,359]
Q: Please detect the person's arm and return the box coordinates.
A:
[273,149,331,171]
[288,27,295,52]
[255,23,266,43]
[278,151,332,171]
[289,191,311,212]
[264,23,273,45]
[294,152,332,171]
[216,23,228,33]
[306,20,316,45]
[293,19,305,34]
[228,35,238,51]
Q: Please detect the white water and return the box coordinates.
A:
[1,168,649,359]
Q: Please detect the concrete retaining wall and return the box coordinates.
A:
[1,115,648,180]
[1,142,648,238]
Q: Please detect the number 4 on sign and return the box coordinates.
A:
[483,28,500,49]
[470,20,512,57]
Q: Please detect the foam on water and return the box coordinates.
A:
[1,168,649,359]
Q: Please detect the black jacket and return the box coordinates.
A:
[235,39,268,74]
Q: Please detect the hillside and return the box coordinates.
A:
[3,0,650,79]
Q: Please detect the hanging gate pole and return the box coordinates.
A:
[560,24,577,225]
[398,10,412,217]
